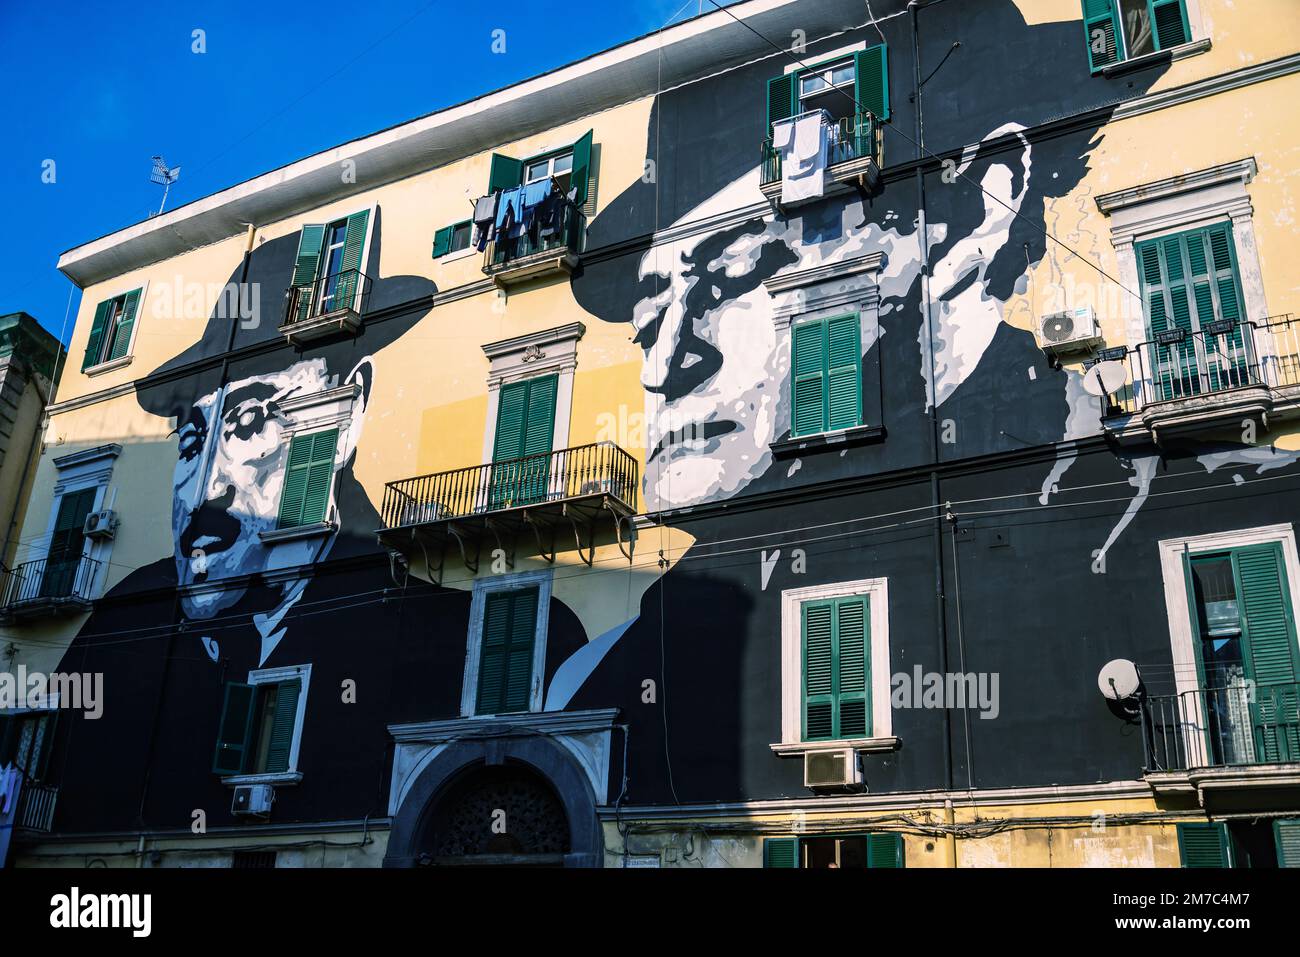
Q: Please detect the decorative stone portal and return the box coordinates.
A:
[419,763,570,866]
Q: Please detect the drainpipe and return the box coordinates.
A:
[908,0,955,829]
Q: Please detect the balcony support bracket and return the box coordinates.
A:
[447,523,480,575]
[484,518,516,571]
[564,505,594,567]
[607,501,634,564]
[524,513,556,564]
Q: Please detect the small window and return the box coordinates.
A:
[763,833,903,868]
[524,151,574,194]
[277,429,338,529]
[798,58,856,124]
[1084,0,1191,72]
[0,712,57,781]
[433,220,473,259]
[82,289,142,371]
[801,594,870,741]
[212,675,305,776]
[792,314,863,438]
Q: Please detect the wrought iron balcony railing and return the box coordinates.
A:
[283,268,371,327]
[760,111,881,186]
[1096,314,1300,417]
[0,555,101,613]
[379,441,637,530]
[482,197,585,276]
[1140,681,1300,773]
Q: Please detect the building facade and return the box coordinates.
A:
[5,0,1300,868]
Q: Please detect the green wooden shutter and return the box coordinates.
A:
[1152,0,1190,50]
[826,314,863,431]
[493,381,529,462]
[277,429,338,528]
[333,209,370,311]
[570,129,594,211]
[213,682,258,774]
[1236,542,1300,762]
[488,153,523,193]
[432,225,454,258]
[264,679,302,774]
[802,596,870,741]
[803,601,835,740]
[836,597,870,737]
[854,44,890,121]
[866,832,903,868]
[766,73,796,132]
[491,377,557,508]
[31,712,57,780]
[475,588,539,715]
[792,320,826,437]
[1275,819,1300,867]
[763,837,799,868]
[1083,0,1120,70]
[82,299,113,371]
[522,375,557,457]
[292,224,326,288]
[106,288,142,362]
[42,487,96,598]
[1178,821,1230,867]
[1137,234,1197,400]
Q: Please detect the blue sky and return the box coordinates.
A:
[0,0,727,341]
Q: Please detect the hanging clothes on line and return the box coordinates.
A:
[471,192,499,251]
[771,110,829,204]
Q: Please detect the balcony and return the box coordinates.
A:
[760,111,882,208]
[377,442,637,581]
[0,555,101,623]
[482,197,584,289]
[1096,315,1300,443]
[279,268,371,346]
[1140,682,1300,801]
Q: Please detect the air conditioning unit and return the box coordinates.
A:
[231,784,274,818]
[803,748,862,790]
[1039,306,1102,354]
[580,479,616,496]
[82,509,117,540]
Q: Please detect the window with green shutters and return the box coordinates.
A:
[1186,542,1300,764]
[762,833,903,868]
[488,129,595,215]
[41,486,97,598]
[1276,819,1300,868]
[432,220,472,258]
[792,314,863,437]
[0,711,57,781]
[1136,222,1248,401]
[212,677,304,775]
[766,44,889,132]
[277,429,338,529]
[1083,1,1192,72]
[802,595,870,741]
[1177,822,1231,867]
[82,288,142,371]
[475,587,540,715]
[489,375,557,508]
[290,210,370,320]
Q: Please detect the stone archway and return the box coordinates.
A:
[384,733,602,867]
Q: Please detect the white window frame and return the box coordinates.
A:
[461,569,553,717]
[31,444,122,600]
[776,576,893,754]
[84,280,148,376]
[224,663,312,785]
[524,151,573,186]
[1156,523,1300,766]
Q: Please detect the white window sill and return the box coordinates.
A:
[440,245,478,264]
[258,521,336,545]
[770,737,900,757]
[83,355,133,377]
[1100,38,1211,78]
[221,771,302,787]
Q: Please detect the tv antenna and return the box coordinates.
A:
[149,156,181,216]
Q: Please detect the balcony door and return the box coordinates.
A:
[488,375,557,511]
[41,487,97,599]
[1187,544,1300,765]
[1136,223,1250,402]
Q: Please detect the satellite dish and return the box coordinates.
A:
[1097,659,1141,700]
[1082,360,1129,398]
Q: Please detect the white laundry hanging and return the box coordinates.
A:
[771,110,829,204]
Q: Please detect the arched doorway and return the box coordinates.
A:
[417,762,571,867]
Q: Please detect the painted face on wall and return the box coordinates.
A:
[171,358,367,622]
[628,125,1034,511]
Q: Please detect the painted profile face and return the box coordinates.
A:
[629,125,1034,511]
[171,358,352,619]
